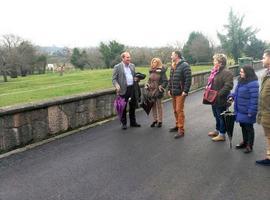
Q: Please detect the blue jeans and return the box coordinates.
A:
[211,105,226,135]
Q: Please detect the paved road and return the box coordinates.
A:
[0,70,269,200]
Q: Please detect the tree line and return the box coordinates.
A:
[1,9,269,82]
[63,9,270,70]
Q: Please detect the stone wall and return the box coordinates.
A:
[0,91,116,152]
[0,62,263,153]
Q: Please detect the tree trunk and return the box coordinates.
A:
[42,62,47,74]
[1,70,8,82]
[3,71,8,82]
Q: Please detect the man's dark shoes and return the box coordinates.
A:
[157,122,162,128]
[174,132,184,139]
[256,158,270,166]
[235,142,246,149]
[150,121,157,127]
[122,124,127,130]
[131,123,141,127]
[169,127,178,132]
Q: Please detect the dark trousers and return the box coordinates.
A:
[120,86,136,125]
[240,123,254,146]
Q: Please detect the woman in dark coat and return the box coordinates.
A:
[145,58,168,127]
[228,66,259,153]
[207,54,234,141]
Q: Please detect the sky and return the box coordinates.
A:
[0,0,269,48]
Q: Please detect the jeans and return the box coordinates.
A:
[211,105,226,134]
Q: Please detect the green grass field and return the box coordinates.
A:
[0,65,212,107]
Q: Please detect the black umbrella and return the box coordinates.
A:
[140,98,154,115]
[220,110,236,149]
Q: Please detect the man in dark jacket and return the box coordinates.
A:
[168,51,192,139]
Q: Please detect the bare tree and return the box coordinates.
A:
[1,34,23,77]
[129,47,153,66]
[0,47,8,82]
[2,34,22,49]
[189,36,213,63]
[155,46,177,65]
[85,47,104,69]
[0,34,43,77]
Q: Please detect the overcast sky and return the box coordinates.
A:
[0,0,269,48]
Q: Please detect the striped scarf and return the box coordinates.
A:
[206,65,219,88]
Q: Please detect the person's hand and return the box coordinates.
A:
[159,85,164,92]
[145,83,150,89]
[182,92,188,96]
[227,97,234,103]
[168,90,171,97]
[257,113,261,124]
[115,85,120,94]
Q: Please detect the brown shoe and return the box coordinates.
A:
[208,131,219,137]
[212,134,225,142]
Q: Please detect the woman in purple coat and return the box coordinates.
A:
[228,66,259,153]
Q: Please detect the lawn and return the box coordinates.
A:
[0,65,212,107]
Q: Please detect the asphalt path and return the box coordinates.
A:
[0,70,269,200]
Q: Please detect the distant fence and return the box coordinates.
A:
[0,61,263,153]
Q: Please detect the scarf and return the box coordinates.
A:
[206,65,219,88]
[266,68,270,77]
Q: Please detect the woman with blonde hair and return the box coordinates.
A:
[145,58,168,127]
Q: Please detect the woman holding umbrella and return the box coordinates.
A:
[145,58,168,127]
[228,66,259,153]
[207,54,234,141]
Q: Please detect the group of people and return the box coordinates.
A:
[112,50,270,166]
[112,51,191,139]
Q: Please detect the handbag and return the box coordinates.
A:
[203,88,218,105]
[203,70,218,105]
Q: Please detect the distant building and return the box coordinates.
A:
[46,64,55,71]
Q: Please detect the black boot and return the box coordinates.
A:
[150,121,157,127]
[235,142,246,149]
[169,126,178,132]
